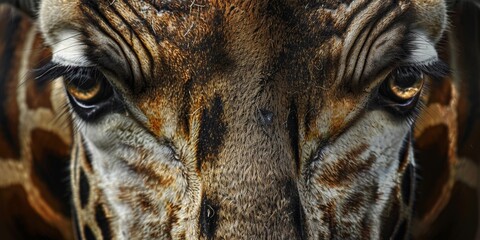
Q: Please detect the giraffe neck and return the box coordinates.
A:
[0,5,73,239]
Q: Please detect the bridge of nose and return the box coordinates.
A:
[133,5,311,237]
[194,79,305,238]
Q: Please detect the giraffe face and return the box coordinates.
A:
[37,0,447,239]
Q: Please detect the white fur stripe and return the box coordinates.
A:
[51,30,91,66]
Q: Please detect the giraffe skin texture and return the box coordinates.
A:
[0,0,478,239]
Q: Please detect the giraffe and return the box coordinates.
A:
[0,0,478,239]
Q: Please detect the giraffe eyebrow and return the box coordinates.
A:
[396,30,449,79]
[356,31,449,90]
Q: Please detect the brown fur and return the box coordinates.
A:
[0,5,73,239]
[0,0,479,239]
[38,1,441,239]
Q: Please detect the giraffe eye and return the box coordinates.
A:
[62,67,122,120]
[386,67,424,101]
[378,66,425,113]
[65,68,112,105]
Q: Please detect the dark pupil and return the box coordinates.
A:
[70,78,98,91]
[394,68,422,88]
[67,68,102,90]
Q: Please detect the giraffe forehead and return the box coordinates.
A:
[41,0,419,90]
[38,0,421,142]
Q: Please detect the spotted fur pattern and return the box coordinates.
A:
[37,0,446,238]
[0,6,72,239]
[1,0,478,239]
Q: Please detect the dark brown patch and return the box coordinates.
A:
[164,202,180,237]
[448,2,480,146]
[137,192,156,213]
[413,125,450,218]
[0,185,65,240]
[317,145,373,187]
[0,8,24,159]
[353,185,380,239]
[427,77,452,106]
[184,11,234,81]
[116,187,160,217]
[29,33,52,71]
[341,190,366,216]
[287,101,301,173]
[30,129,72,217]
[79,168,90,209]
[26,78,53,110]
[196,96,227,171]
[95,204,112,240]
[128,162,174,188]
[83,224,95,240]
[0,136,18,160]
[200,196,219,239]
[416,182,478,240]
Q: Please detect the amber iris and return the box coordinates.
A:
[387,72,424,101]
[66,80,102,103]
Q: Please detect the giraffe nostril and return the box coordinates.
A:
[206,205,215,219]
[200,197,218,239]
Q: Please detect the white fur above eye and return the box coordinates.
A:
[406,31,438,64]
[51,30,91,66]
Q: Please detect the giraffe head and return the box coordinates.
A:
[31,0,450,238]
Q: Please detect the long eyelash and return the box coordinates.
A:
[35,61,71,85]
[400,60,450,80]
[35,61,100,87]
